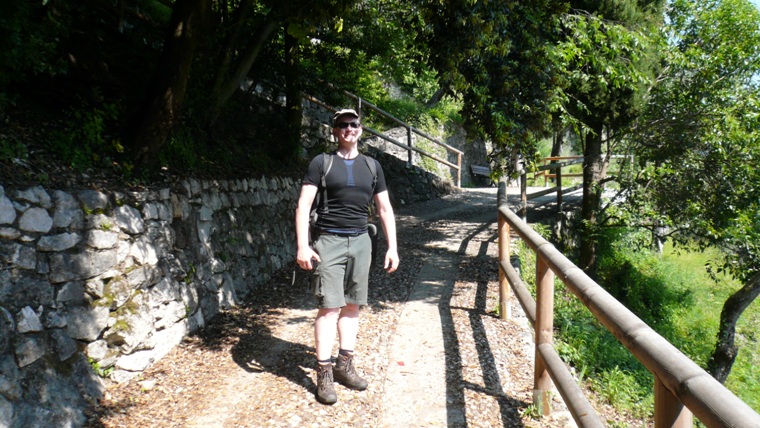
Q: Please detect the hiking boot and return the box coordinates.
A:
[333,353,368,391]
[315,364,337,404]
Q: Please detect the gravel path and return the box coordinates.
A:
[85,186,582,428]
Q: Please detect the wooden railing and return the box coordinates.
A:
[535,156,584,187]
[496,182,760,428]
[302,92,464,187]
[516,156,584,220]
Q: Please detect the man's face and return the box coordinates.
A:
[333,116,363,145]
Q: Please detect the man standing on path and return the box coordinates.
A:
[295,108,399,405]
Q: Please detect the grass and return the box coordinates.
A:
[514,227,760,422]
[661,244,760,412]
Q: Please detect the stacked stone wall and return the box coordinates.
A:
[0,176,300,426]
[0,99,456,427]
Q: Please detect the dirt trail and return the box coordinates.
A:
[87,186,580,428]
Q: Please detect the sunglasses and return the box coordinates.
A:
[335,121,361,129]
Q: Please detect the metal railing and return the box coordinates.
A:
[302,92,464,187]
[496,182,760,427]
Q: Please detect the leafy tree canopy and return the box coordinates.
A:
[416,0,568,173]
[633,0,760,281]
[0,0,434,180]
[622,0,760,383]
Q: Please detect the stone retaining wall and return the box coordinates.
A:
[0,176,301,426]
[0,101,456,427]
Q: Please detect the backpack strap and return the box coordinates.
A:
[309,153,333,237]
[361,154,377,192]
[320,153,334,213]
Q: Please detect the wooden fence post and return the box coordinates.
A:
[456,153,462,188]
[355,99,362,119]
[654,377,692,428]
[533,252,554,415]
[406,125,413,166]
[556,166,563,213]
[498,214,511,320]
[519,172,527,222]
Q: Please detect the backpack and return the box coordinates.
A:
[309,153,379,250]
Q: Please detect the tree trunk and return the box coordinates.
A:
[282,26,302,159]
[209,17,277,123]
[208,0,255,111]
[550,113,564,159]
[126,0,209,169]
[425,84,449,109]
[550,114,564,186]
[579,126,604,277]
[707,273,760,383]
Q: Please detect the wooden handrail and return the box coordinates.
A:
[360,125,461,170]
[516,157,584,221]
[302,90,463,187]
[536,156,583,172]
[342,93,464,156]
[496,182,760,428]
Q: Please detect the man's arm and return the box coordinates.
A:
[374,190,399,273]
[295,184,320,270]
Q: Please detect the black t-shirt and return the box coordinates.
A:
[303,154,387,232]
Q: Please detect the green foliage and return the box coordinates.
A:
[552,280,653,417]
[370,91,462,133]
[415,139,444,174]
[591,366,653,416]
[531,223,552,241]
[515,223,760,418]
[727,351,760,411]
[298,0,429,103]
[520,403,542,419]
[391,67,441,106]
[418,0,568,177]
[549,2,664,273]
[0,1,70,99]
[46,100,126,173]
[88,358,114,378]
[372,97,422,129]
[610,0,760,383]
[160,127,205,172]
[628,0,760,281]
[515,232,652,417]
[661,243,760,408]
[535,137,554,160]
[184,263,197,285]
[0,135,28,164]
[427,101,463,126]
[110,318,131,333]
[597,227,694,329]
[552,11,656,132]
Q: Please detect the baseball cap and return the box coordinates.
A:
[332,109,360,125]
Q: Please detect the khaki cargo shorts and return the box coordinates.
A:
[310,232,371,308]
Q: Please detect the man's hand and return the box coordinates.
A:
[384,249,399,273]
[297,247,321,271]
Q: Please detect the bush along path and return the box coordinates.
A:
[84,188,578,428]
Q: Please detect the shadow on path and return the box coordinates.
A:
[450,216,528,427]
[229,320,317,393]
